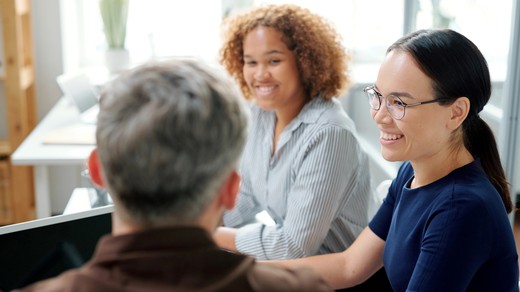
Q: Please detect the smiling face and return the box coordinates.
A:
[242,26,307,119]
[372,50,455,164]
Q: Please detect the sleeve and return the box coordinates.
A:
[369,161,410,240]
[368,180,396,241]
[406,194,492,291]
[235,126,363,259]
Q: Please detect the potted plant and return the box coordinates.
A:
[99,0,130,73]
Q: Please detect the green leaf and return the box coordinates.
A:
[99,0,129,49]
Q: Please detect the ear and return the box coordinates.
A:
[217,170,240,210]
[447,97,470,130]
[87,148,106,188]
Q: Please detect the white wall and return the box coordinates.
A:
[32,0,83,214]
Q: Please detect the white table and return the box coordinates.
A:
[11,97,96,218]
[63,188,112,215]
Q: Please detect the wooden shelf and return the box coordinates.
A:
[0,0,36,223]
[0,68,33,86]
[0,159,13,225]
[0,140,11,156]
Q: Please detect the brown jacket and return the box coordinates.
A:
[16,227,331,291]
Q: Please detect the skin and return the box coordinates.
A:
[373,50,473,188]
[242,26,308,146]
[265,50,473,289]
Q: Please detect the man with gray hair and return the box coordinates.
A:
[18,59,331,291]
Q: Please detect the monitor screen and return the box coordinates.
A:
[0,206,113,291]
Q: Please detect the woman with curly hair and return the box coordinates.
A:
[214,4,373,264]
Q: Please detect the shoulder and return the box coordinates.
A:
[427,162,506,224]
[300,98,360,144]
[445,161,501,210]
[310,98,355,129]
[247,262,332,291]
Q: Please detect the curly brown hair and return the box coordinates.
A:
[220,4,350,100]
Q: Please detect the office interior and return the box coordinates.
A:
[0,0,519,271]
[19,0,517,216]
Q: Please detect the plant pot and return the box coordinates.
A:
[104,48,130,74]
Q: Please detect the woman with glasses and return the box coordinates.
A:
[269,29,519,291]
[213,4,374,266]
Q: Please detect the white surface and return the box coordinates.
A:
[63,188,92,215]
[11,97,96,218]
[12,97,96,165]
[63,188,112,215]
[0,204,113,235]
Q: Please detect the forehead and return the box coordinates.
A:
[243,26,288,54]
[376,50,433,97]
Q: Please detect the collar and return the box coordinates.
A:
[92,226,215,260]
[284,95,333,132]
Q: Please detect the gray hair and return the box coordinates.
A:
[96,59,249,226]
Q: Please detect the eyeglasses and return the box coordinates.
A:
[363,85,444,120]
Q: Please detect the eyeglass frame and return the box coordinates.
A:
[363,85,445,120]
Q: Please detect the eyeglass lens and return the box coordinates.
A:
[366,88,405,119]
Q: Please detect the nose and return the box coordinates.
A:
[254,64,270,80]
[371,102,393,124]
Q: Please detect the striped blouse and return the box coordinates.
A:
[223,96,372,260]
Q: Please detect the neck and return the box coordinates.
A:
[112,209,142,236]
[273,95,308,146]
[410,147,474,188]
[111,200,222,236]
[275,102,306,128]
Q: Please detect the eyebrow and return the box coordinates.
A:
[243,50,284,59]
[373,84,416,100]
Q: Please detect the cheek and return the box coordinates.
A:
[242,68,250,84]
[370,108,377,119]
[402,122,438,150]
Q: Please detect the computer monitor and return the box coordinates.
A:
[56,72,99,124]
[0,206,113,291]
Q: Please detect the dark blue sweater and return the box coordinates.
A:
[370,160,519,291]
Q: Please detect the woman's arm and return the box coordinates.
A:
[213,226,238,252]
[267,227,385,289]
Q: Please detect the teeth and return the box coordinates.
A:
[381,132,403,140]
[256,86,275,94]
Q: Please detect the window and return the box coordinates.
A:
[64,0,405,80]
[413,0,513,108]
[64,0,512,96]
[66,0,223,69]
[62,0,517,185]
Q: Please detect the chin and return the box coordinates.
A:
[381,152,401,163]
[254,100,276,110]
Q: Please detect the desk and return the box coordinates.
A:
[63,188,92,214]
[63,188,113,215]
[11,97,96,218]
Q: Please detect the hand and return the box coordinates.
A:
[213,226,238,253]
